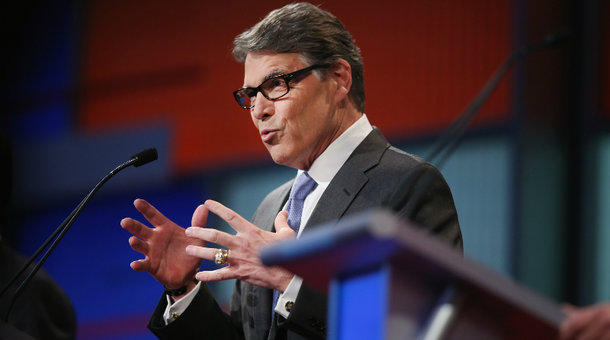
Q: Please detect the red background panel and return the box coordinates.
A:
[79,0,511,174]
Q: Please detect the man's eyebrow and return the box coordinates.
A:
[263,69,286,81]
[244,68,286,88]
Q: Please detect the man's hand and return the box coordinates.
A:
[184,199,296,292]
[559,303,610,340]
[121,199,207,291]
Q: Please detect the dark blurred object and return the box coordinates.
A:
[0,242,76,340]
[0,320,36,340]
[0,135,11,231]
[0,135,76,340]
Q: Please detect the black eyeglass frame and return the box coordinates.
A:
[233,63,330,109]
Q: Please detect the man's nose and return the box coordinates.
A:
[251,92,274,120]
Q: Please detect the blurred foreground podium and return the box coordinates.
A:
[261,210,565,340]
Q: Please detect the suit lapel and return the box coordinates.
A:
[259,180,292,232]
[304,128,389,231]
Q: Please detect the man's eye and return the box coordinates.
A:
[272,79,284,87]
[265,78,285,89]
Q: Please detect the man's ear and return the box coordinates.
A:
[330,59,352,104]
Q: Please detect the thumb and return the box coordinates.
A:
[191,203,209,228]
[275,211,296,240]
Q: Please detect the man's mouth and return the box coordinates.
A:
[260,129,279,143]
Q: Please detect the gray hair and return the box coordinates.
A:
[233,2,365,112]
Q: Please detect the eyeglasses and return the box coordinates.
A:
[233,64,330,109]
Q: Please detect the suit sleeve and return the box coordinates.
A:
[147,282,245,340]
[276,282,326,339]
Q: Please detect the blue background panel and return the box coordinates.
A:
[595,135,610,302]
[401,136,512,274]
[11,126,171,211]
[17,183,209,339]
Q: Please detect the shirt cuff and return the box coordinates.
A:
[162,282,201,324]
[274,276,303,318]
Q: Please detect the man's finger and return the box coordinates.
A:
[204,200,251,233]
[191,204,209,228]
[274,211,296,240]
[185,245,217,260]
[195,267,234,282]
[134,198,171,227]
[578,320,607,340]
[129,236,149,255]
[560,310,591,340]
[185,227,240,248]
[130,258,150,272]
[121,217,154,240]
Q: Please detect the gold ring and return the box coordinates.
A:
[214,249,229,265]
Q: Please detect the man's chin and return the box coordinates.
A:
[269,153,291,167]
[268,149,303,169]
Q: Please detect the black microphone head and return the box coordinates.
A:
[130,148,158,167]
[543,28,572,47]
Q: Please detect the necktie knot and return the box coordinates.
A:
[291,172,317,200]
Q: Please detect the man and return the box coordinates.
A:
[121,3,462,339]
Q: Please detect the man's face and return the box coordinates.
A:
[243,52,342,170]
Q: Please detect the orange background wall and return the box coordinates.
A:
[79,0,511,174]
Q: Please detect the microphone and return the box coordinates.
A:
[130,148,158,167]
[1,147,158,322]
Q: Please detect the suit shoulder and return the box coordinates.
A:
[372,145,447,189]
[381,145,428,170]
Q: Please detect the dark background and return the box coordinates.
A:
[1,0,608,339]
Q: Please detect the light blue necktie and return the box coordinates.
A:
[272,172,317,318]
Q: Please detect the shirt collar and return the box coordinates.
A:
[299,114,373,183]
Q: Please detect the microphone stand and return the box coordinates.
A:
[426,30,570,169]
[391,30,569,212]
[1,148,157,322]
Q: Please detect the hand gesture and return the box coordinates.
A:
[560,303,610,340]
[184,199,296,292]
[121,199,208,290]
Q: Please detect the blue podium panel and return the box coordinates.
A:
[330,266,389,340]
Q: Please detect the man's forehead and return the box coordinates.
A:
[242,52,307,86]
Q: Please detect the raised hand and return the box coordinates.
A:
[184,199,296,292]
[560,303,610,340]
[121,199,207,290]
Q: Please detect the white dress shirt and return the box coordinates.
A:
[164,114,373,323]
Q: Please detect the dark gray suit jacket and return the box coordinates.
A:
[148,129,462,339]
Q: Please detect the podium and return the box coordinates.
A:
[261,209,565,339]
